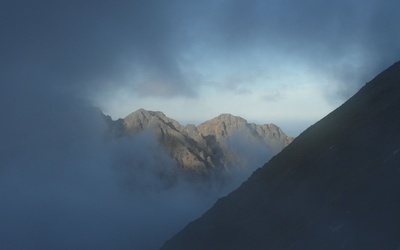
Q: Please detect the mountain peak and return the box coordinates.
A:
[128,108,167,119]
[208,113,248,123]
[123,108,180,132]
[197,114,293,153]
[106,109,293,173]
[216,113,247,120]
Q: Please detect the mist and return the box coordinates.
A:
[1,1,399,249]
[0,86,269,249]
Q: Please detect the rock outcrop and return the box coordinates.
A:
[112,109,293,175]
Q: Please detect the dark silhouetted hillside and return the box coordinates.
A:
[161,61,400,250]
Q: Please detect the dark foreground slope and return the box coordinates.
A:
[161,61,400,250]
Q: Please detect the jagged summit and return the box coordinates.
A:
[106,109,293,175]
[198,113,292,154]
[208,113,248,124]
[126,108,169,122]
[161,62,400,249]
[124,108,183,132]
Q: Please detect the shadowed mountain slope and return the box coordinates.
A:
[161,61,400,250]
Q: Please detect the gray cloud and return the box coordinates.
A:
[0,1,196,98]
[0,91,228,249]
[209,0,400,99]
[261,90,282,103]
[1,1,400,249]
[1,1,399,102]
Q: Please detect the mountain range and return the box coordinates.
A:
[161,62,400,249]
[104,110,293,178]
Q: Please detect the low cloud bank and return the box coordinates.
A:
[0,88,269,249]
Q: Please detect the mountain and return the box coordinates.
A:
[161,62,400,250]
[110,109,293,176]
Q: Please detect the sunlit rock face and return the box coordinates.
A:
[197,114,293,155]
[161,62,400,250]
[118,109,293,175]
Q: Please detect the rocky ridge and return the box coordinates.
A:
[109,109,293,175]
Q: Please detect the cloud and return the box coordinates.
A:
[0,76,269,249]
[0,1,197,98]
[2,1,399,105]
[261,90,282,103]
[0,89,228,249]
[1,1,400,248]
[209,0,400,99]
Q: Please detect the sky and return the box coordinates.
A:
[0,1,400,249]
[2,1,399,136]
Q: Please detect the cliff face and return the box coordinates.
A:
[118,109,293,175]
[161,62,400,250]
[197,114,293,157]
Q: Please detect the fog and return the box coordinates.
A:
[0,87,267,249]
